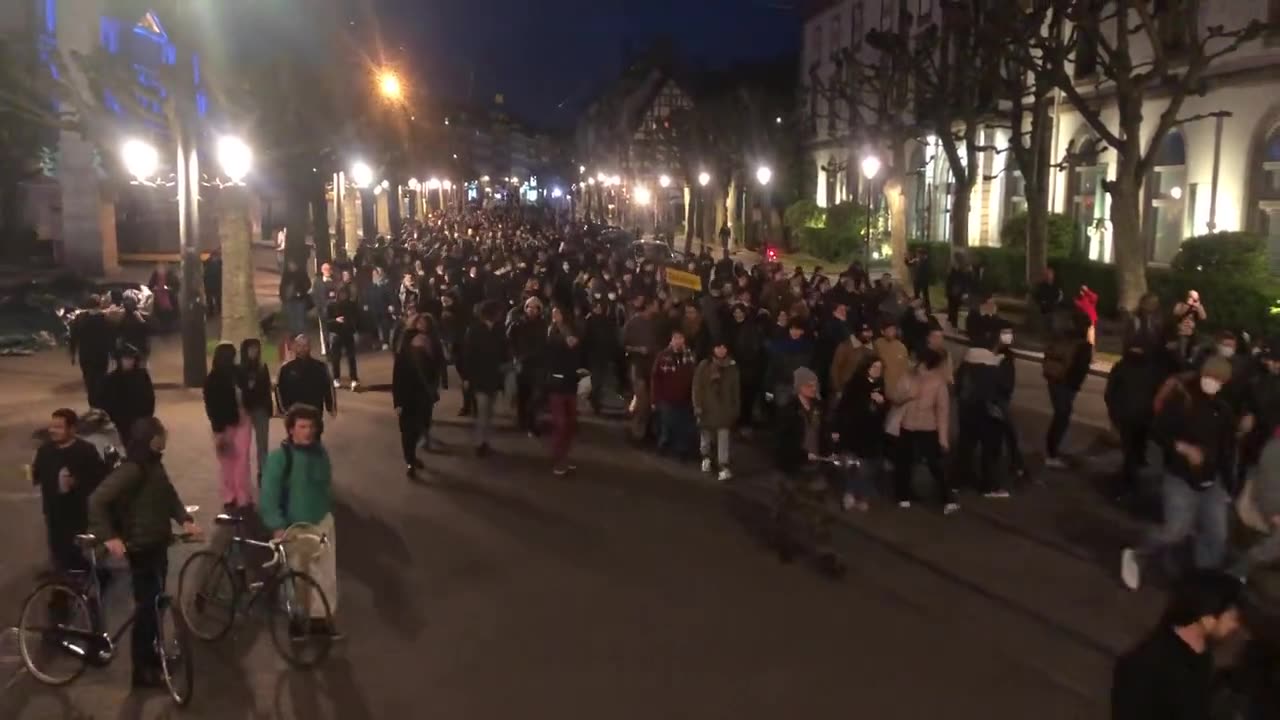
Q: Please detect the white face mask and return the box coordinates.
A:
[1200,377,1223,396]
[562,263,570,272]
[607,292,617,301]
[1218,344,1235,359]
[1000,331,1014,346]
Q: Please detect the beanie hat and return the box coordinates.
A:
[1201,356,1233,383]
[793,366,818,392]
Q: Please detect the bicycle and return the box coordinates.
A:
[16,528,200,706]
[176,511,334,668]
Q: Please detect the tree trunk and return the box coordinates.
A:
[218,189,259,346]
[342,183,360,256]
[950,178,974,249]
[710,186,726,254]
[683,184,694,255]
[310,184,331,263]
[884,175,908,283]
[1024,181,1050,287]
[1110,177,1148,313]
[727,175,743,252]
[285,180,310,268]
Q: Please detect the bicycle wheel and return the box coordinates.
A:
[266,571,333,668]
[177,550,238,641]
[16,581,93,685]
[156,595,194,706]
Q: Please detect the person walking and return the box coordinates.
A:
[765,318,813,411]
[832,356,887,511]
[954,331,1015,498]
[651,329,699,458]
[258,405,339,636]
[544,322,584,475]
[69,296,113,409]
[362,266,397,351]
[393,332,442,478]
[278,259,311,363]
[944,257,972,330]
[623,296,661,442]
[312,262,339,351]
[1042,312,1094,469]
[87,417,202,689]
[326,286,360,390]
[32,408,108,573]
[908,246,933,312]
[462,301,509,456]
[693,338,741,481]
[1105,343,1162,501]
[100,344,154,451]
[508,296,549,437]
[203,343,254,510]
[1120,358,1238,591]
[887,349,955,513]
[277,335,336,419]
[238,339,273,482]
[773,367,844,577]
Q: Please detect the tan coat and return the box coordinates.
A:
[830,338,873,392]
[886,366,950,440]
[874,337,910,399]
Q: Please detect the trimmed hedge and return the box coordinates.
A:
[998,211,1078,258]
[783,199,824,233]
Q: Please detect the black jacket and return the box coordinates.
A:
[392,349,442,414]
[203,370,241,432]
[1105,353,1161,427]
[544,335,584,395]
[102,368,155,432]
[956,348,1015,419]
[279,269,311,303]
[462,321,509,393]
[326,298,359,338]
[1111,626,1212,720]
[582,312,619,365]
[277,356,335,414]
[238,363,273,414]
[508,315,549,367]
[33,438,107,524]
[1152,376,1235,491]
[832,371,887,458]
[69,311,113,369]
[775,397,829,476]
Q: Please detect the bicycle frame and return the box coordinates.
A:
[47,546,142,668]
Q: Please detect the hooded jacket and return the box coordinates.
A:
[833,365,888,457]
[956,347,1014,419]
[238,340,273,414]
[651,345,697,406]
[692,356,741,429]
[88,448,192,551]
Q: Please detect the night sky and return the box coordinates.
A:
[368,0,801,128]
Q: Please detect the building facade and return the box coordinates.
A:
[801,0,1280,266]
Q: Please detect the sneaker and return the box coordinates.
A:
[943,502,961,515]
[897,500,913,509]
[717,468,733,482]
[332,378,342,389]
[381,343,390,351]
[405,465,417,478]
[1120,548,1141,591]
[350,380,360,391]
[1044,456,1068,470]
[700,458,713,473]
[842,493,857,511]
[983,489,1011,499]
[552,465,569,476]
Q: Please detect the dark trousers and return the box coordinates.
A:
[954,412,1005,493]
[945,296,963,329]
[398,405,434,464]
[82,363,108,409]
[1119,421,1151,493]
[547,392,578,464]
[894,430,952,505]
[1046,383,1077,458]
[738,376,760,429]
[328,333,358,382]
[516,369,541,434]
[46,517,87,574]
[914,282,932,312]
[775,468,833,552]
[128,546,167,675]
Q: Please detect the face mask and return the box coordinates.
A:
[1200,377,1223,396]
[607,293,617,301]
[1000,331,1014,346]
[563,263,570,272]
[1218,344,1235,359]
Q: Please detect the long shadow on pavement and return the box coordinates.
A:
[330,500,423,640]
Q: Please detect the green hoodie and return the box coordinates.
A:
[259,443,333,531]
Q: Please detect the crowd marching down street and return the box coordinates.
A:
[26,204,1280,715]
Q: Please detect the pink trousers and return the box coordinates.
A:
[215,412,255,508]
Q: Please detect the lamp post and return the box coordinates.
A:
[755,165,773,250]
[696,171,711,253]
[634,185,654,237]
[860,155,882,269]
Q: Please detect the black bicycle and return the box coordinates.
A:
[176,511,333,668]
[16,529,199,706]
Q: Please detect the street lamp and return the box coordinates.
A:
[121,138,159,180]
[216,136,252,183]
[634,185,651,205]
[351,161,373,189]
[659,174,671,188]
[407,177,421,191]
[698,171,711,187]
[860,154,882,267]
[377,69,403,101]
[427,178,442,190]
[755,165,772,186]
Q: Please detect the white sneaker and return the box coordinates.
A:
[350,380,360,391]
[1044,456,1068,470]
[983,489,1011,499]
[943,502,961,515]
[897,501,912,509]
[700,458,713,473]
[717,468,733,482]
[842,493,857,511]
[332,379,341,389]
[1120,548,1141,591]
[381,343,390,351]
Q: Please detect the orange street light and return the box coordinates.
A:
[377,70,403,101]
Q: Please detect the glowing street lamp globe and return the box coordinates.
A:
[407,177,421,191]
[351,162,374,189]
[216,135,252,183]
[377,70,403,100]
[427,178,442,190]
[861,155,882,181]
[659,174,671,188]
[121,138,159,180]
[634,185,652,206]
[697,171,711,187]
[755,165,773,186]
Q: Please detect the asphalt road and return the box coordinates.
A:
[0,310,1163,719]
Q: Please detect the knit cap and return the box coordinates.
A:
[793,366,818,392]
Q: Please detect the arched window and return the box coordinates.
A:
[1065,130,1107,260]
[1145,131,1188,263]
[1251,125,1280,270]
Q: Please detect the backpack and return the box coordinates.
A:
[1042,339,1076,383]
[277,444,294,521]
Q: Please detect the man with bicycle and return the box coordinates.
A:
[258,404,339,637]
[87,417,201,690]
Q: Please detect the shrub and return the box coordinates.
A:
[783,199,824,233]
[1170,232,1269,282]
[969,247,1027,296]
[1163,233,1279,336]
[998,211,1077,258]
[796,226,861,263]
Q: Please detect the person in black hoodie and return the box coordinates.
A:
[832,355,887,512]
[462,301,509,456]
[508,296,549,436]
[326,286,361,390]
[1042,310,1094,469]
[582,298,621,414]
[101,344,155,451]
[1105,342,1163,501]
[277,335,336,429]
[69,296,114,409]
[729,303,765,434]
[277,259,311,361]
[954,329,1016,497]
[393,331,442,478]
[1121,357,1237,591]
[238,339,274,481]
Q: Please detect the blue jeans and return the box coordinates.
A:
[283,300,308,336]
[1137,474,1229,571]
[841,457,879,499]
[656,404,695,455]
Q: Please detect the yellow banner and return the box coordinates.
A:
[665,267,703,292]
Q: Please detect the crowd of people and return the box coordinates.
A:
[28,204,1280,711]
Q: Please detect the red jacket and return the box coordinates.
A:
[651,347,697,406]
[1074,286,1099,327]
